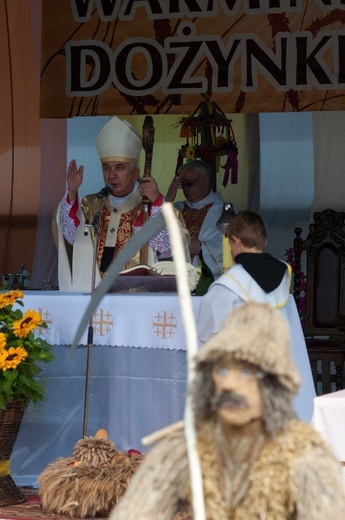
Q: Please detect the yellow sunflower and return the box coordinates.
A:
[185,145,196,160]
[0,290,24,309]
[0,346,28,371]
[0,332,6,350]
[12,310,42,338]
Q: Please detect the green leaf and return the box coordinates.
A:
[0,397,6,410]
[194,252,215,296]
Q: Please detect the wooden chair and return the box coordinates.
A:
[293,209,345,395]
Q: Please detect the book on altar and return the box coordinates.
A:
[119,261,179,277]
[108,261,199,293]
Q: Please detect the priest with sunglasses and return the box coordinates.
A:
[166,160,230,284]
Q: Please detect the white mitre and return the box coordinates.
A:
[96,116,142,163]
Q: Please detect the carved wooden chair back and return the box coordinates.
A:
[293,209,345,394]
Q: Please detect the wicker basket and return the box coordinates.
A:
[0,403,26,506]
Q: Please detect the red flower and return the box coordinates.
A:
[128,448,142,457]
[299,296,306,313]
[300,277,307,292]
[200,146,214,161]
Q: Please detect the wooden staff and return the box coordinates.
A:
[140,116,155,265]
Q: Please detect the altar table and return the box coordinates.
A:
[10,292,315,486]
[10,291,198,486]
[312,389,345,487]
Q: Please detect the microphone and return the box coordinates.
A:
[97,185,112,199]
[84,219,92,236]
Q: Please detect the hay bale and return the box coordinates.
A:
[38,431,143,518]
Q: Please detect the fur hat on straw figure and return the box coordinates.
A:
[38,429,143,518]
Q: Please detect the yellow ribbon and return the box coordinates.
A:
[0,460,10,477]
[222,235,233,272]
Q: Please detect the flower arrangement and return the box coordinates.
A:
[175,94,238,187]
[0,290,55,410]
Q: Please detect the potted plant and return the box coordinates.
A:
[0,289,55,505]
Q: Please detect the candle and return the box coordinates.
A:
[222,235,233,272]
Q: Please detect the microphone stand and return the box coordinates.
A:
[82,192,111,437]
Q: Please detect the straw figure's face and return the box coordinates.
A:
[211,359,262,427]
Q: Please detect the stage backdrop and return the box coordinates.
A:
[41,1,345,117]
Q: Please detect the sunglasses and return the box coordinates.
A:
[180,177,204,189]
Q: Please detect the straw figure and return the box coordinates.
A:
[109,302,345,519]
[38,429,142,518]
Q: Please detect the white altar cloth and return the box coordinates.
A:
[19,291,315,419]
[17,291,200,349]
[312,389,345,487]
[10,292,315,486]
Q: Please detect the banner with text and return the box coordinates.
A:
[40,1,345,117]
